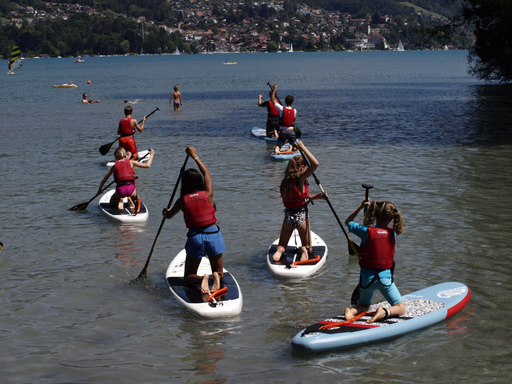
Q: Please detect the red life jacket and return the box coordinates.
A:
[281,178,310,208]
[358,227,395,270]
[183,190,217,229]
[268,100,280,117]
[280,107,296,127]
[118,117,134,136]
[113,159,135,183]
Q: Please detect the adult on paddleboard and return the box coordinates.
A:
[162,147,225,295]
[258,82,280,138]
[273,85,299,154]
[272,141,326,263]
[344,199,405,323]
[118,105,146,160]
[98,147,154,213]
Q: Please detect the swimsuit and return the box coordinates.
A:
[284,206,308,228]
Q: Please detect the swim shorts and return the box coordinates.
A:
[185,225,226,258]
[119,136,138,159]
[284,206,308,228]
[276,128,299,147]
[116,182,135,198]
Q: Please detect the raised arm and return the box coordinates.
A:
[345,199,370,227]
[186,147,214,204]
[296,141,319,181]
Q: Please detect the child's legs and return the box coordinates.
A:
[184,255,204,286]
[110,191,122,209]
[273,220,295,261]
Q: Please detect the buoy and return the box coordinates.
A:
[87,80,91,84]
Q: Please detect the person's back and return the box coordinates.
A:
[118,105,146,159]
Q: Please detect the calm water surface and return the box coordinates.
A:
[2,51,512,383]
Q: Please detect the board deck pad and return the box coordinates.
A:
[99,201,147,216]
[303,299,446,335]
[267,244,326,266]
[167,273,240,304]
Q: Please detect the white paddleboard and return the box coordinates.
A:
[106,149,150,167]
[98,189,148,223]
[266,230,328,278]
[166,249,243,318]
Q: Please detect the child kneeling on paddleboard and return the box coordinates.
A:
[345,199,405,323]
[272,141,326,263]
[98,147,154,213]
[162,147,225,295]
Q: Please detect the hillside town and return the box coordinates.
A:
[5,1,455,55]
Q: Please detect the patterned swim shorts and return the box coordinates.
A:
[284,206,308,228]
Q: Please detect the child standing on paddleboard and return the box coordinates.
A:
[272,141,326,263]
[118,105,146,160]
[344,200,405,323]
[162,147,225,295]
[98,147,154,213]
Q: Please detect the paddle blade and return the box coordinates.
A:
[68,201,89,211]
[348,241,360,256]
[99,141,113,156]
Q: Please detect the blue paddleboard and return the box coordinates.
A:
[251,127,278,143]
[291,282,470,353]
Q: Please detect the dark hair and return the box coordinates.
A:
[285,95,294,106]
[124,105,133,115]
[181,169,205,196]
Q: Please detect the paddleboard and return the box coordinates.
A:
[53,84,77,88]
[269,148,299,161]
[105,150,150,167]
[266,230,328,278]
[98,189,148,223]
[251,127,278,143]
[291,282,470,353]
[165,249,243,318]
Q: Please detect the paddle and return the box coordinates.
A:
[69,151,150,211]
[350,184,374,305]
[0,241,3,252]
[136,154,190,280]
[297,149,359,255]
[98,107,159,156]
[266,82,302,139]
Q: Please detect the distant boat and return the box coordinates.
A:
[175,47,180,55]
[74,57,85,63]
[8,45,22,74]
[397,40,405,51]
[289,43,293,53]
[223,59,237,65]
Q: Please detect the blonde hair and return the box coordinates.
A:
[114,147,127,159]
[281,155,308,198]
[364,201,405,235]
[174,85,179,91]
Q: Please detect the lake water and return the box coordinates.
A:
[2,51,512,383]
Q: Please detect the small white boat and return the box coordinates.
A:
[266,230,328,278]
[166,249,243,318]
[105,150,150,168]
[74,58,85,63]
[397,40,405,51]
[98,189,148,223]
[53,83,78,88]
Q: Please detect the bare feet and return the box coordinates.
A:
[211,272,221,293]
[200,274,210,294]
[300,246,308,261]
[367,307,387,323]
[273,250,283,262]
[345,307,355,320]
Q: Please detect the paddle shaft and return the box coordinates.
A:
[137,154,190,279]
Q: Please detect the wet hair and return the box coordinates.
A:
[181,169,205,196]
[114,147,127,159]
[285,95,294,106]
[124,105,133,116]
[281,155,308,198]
[174,85,179,91]
[83,93,87,98]
[364,201,405,235]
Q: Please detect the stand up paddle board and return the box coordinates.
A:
[251,127,278,143]
[98,189,148,223]
[291,282,470,353]
[266,230,328,278]
[269,143,299,161]
[106,150,150,167]
[166,249,243,318]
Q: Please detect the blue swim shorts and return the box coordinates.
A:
[359,268,403,306]
[185,225,226,258]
